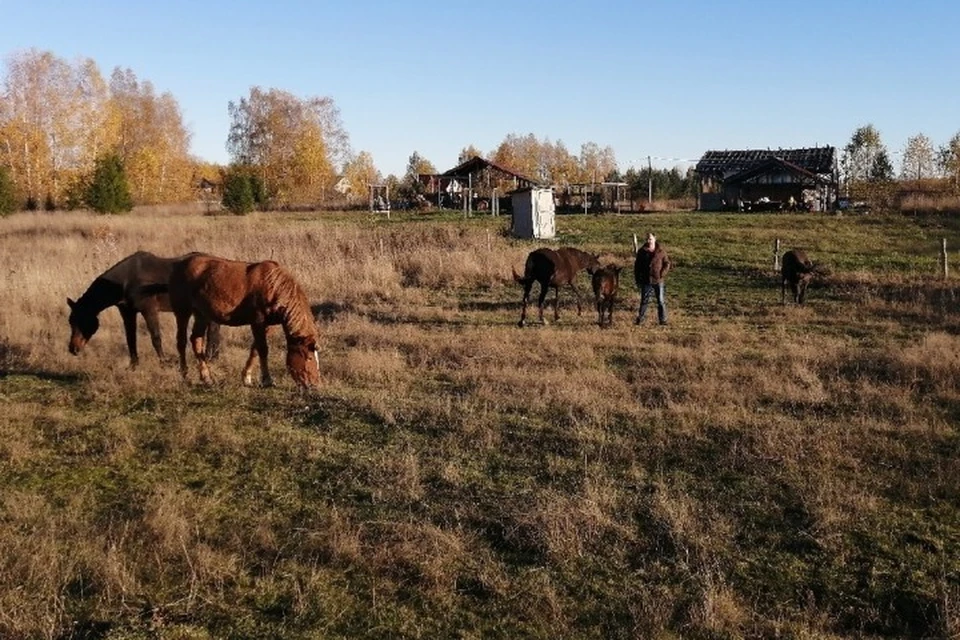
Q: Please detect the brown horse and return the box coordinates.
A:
[591,263,623,327]
[169,254,320,388]
[512,247,600,327]
[67,251,219,367]
[781,249,815,304]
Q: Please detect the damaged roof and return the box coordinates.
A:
[695,147,836,176]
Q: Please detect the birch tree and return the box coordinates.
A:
[226,87,349,206]
[900,133,937,180]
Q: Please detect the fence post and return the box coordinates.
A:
[774,238,781,273]
[942,238,949,279]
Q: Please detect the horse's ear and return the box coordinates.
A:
[67,298,76,309]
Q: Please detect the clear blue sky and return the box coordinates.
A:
[3,0,957,177]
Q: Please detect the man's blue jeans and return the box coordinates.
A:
[637,283,667,325]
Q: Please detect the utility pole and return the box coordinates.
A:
[647,155,653,204]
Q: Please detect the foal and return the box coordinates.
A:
[781,249,815,304]
[591,263,623,327]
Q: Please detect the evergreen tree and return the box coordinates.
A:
[0,166,17,216]
[86,153,133,214]
[222,170,255,215]
[869,150,894,182]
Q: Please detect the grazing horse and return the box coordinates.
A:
[512,247,600,327]
[169,254,320,388]
[67,251,220,367]
[591,263,623,327]
[781,249,815,304]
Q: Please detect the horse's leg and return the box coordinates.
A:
[142,306,164,362]
[175,311,190,380]
[596,297,603,326]
[242,339,259,386]
[243,324,272,387]
[570,283,583,316]
[205,322,221,362]
[190,316,213,384]
[119,306,139,368]
[518,282,533,328]
[537,282,550,324]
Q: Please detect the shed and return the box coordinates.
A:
[511,187,555,239]
[694,147,838,211]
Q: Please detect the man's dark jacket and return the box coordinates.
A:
[634,243,671,286]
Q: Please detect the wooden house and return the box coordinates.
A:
[694,147,838,211]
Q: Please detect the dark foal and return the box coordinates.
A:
[781,249,815,304]
[591,263,623,327]
[512,247,600,327]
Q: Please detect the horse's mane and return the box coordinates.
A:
[260,263,316,342]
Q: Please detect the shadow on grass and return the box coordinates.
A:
[0,339,82,384]
[312,301,350,322]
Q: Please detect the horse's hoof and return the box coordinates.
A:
[243,375,256,387]
[261,378,274,388]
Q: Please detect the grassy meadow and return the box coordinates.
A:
[1,208,959,639]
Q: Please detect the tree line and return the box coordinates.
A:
[0,48,698,215]
[3,48,958,216]
[842,124,960,198]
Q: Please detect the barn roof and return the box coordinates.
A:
[441,156,540,186]
[724,156,829,185]
[695,147,836,176]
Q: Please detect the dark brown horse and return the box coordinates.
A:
[781,249,814,304]
[67,251,219,367]
[512,247,600,327]
[169,254,320,388]
[591,263,623,327]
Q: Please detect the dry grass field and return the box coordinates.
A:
[1,208,959,639]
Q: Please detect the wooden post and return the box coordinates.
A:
[942,238,948,279]
[774,238,781,273]
[633,233,639,255]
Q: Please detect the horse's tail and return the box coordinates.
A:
[512,266,532,286]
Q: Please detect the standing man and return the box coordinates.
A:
[634,232,671,326]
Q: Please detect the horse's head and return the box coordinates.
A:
[67,298,99,355]
[286,335,321,389]
[586,253,601,273]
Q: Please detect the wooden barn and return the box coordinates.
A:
[421,156,539,212]
[694,147,838,212]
